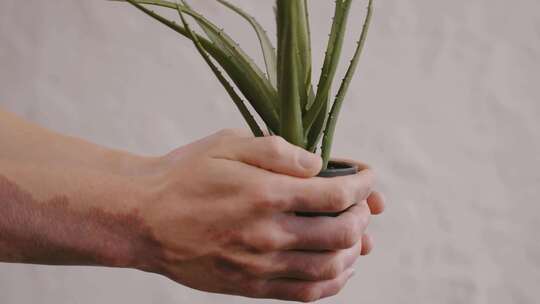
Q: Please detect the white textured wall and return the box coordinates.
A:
[1,0,539,303]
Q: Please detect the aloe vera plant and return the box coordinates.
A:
[110,0,373,170]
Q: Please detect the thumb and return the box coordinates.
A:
[221,136,322,178]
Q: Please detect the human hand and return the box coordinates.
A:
[132,129,385,302]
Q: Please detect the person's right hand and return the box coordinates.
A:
[132,129,385,302]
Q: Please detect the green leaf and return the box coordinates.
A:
[306,94,328,152]
[109,0,177,9]
[114,0,280,133]
[216,0,278,90]
[177,0,281,123]
[178,1,267,86]
[303,0,353,144]
[277,0,312,115]
[175,2,263,137]
[321,0,374,169]
[296,0,312,112]
[276,0,305,147]
[118,0,273,99]
[178,7,280,132]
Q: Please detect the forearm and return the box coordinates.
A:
[0,109,158,268]
[0,109,150,176]
[0,116,385,301]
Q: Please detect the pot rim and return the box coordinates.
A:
[317,160,359,178]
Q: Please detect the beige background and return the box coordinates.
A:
[1,0,539,303]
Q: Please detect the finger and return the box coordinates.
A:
[261,268,355,302]
[279,203,370,250]
[360,233,373,256]
[331,158,384,215]
[282,168,375,213]
[268,244,360,281]
[367,191,385,215]
[217,135,322,178]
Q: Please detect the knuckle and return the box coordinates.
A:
[244,261,268,278]
[265,136,288,159]
[358,209,371,232]
[227,228,247,246]
[321,258,343,280]
[359,169,376,194]
[299,261,321,280]
[245,280,267,297]
[338,221,360,249]
[250,232,281,252]
[250,182,284,211]
[211,129,243,148]
[326,282,345,299]
[354,202,371,231]
[214,254,269,282]
[294,285,319,303]
[365,168,377,185]
[216,128,240,138]
[211,134,232,150]
[327,186,349,211]
[213,254,246,282]
[257,239,279,252]
[250,185,272,206]
[299,255,341,280]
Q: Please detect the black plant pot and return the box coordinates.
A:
[296,161,359,217]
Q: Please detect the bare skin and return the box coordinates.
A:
[0,109,385,302]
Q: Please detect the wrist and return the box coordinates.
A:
[68,167,165,271]
[96,147,160,177]
[96,153,166,272]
